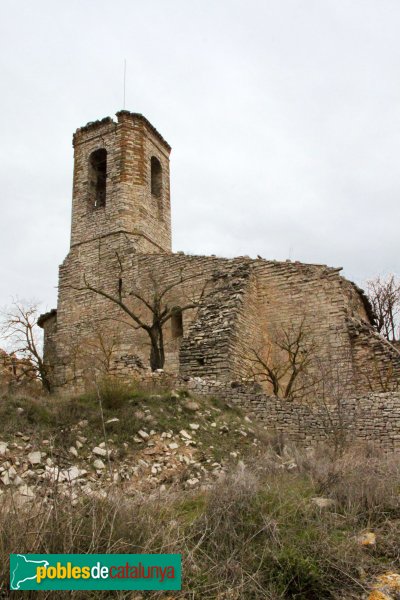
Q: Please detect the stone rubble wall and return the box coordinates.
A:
[349,319,400,392]
[179,376,400,452]
[178,260,253,379]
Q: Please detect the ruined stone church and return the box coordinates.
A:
[40,111,400,395]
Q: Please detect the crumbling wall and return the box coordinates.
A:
[179,260,253,380]
[182,377,400,451]
[43,245,399,397]
[38,310,58,384]
[349,319,400,393]
[46,244,252,392]
[229,260,371,398]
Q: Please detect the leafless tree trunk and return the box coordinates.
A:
[69,254,208,372]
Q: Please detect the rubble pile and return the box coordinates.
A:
[0,393,269,507]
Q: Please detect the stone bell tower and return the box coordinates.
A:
[70,110,171,253]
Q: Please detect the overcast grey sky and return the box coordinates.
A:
[1,0,399,312]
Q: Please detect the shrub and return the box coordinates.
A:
[96,377,135,409]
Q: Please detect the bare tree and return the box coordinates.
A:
[82,320,122,376]
[367,274,400,341]
[241,317,316,400]
[0,301,51,392]
[70,255,208,371]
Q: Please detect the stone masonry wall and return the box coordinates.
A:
[178,260,253,379]
[181,377,400,452]
[230,260,371,396]
[47,247,253,392]
[349,319,400,392]
[70,112,171,254]
[42,246,400,398]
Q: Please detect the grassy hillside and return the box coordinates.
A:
[1,380,400,599]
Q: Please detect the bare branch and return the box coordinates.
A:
[0,300,51,392]
[65,266,210,372]
[367,274,400,341]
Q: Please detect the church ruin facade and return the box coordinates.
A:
[39,111,400,396]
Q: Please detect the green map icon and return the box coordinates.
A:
[10,554,49,590]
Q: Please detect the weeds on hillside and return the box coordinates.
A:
[0,379,252,463]
[1,443,400,599]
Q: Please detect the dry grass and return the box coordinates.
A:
[1,443,400,599]
[1,382,400,598]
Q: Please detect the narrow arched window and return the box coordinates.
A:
[89,148,107,208]
[151,156,162,198]
[171,307,183,339]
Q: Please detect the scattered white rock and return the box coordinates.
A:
[67,466,87,481]
[0,472,10,486]
[69,446,78,458]
[8,466,17,479]
[184,401,200,412]
[92,447,107,458]
[311,497,335,510]
[28,451,42,465]
[19,484,35,498]
[93,459,106,470]
[286,462,297,471]
[106,418,120,425]
[168,442,179,450]
[12,475,24,487]
[0,442,8,456]
[186,477,200,487]
[180,430,192,440]
[189,423,200,431]
[138,430,150,441]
